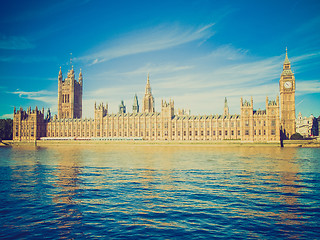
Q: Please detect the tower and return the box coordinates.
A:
[279,48,296,139]
[119,100,126,114]
[223,97,229,116]
[58,66,83,119]
[240,97,254,141]
[142,73,155,113]
[132,94,139,113]
[161,99,174,119]
[13,106,45,141]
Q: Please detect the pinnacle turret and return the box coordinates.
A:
[145,73,151,95]
[284,47,290,64]
[79,68,83,84]
[133,94,139,113]
[282,47,293,75]
[58,66,63,81]
[223,97,229,116]
[142,73,155,113]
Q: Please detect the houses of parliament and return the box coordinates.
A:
[13,50,296,142]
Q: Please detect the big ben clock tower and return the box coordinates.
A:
[280,48,296,139]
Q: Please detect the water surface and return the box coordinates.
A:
[0,145,319,239]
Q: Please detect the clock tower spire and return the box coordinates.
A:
[280,48,296,139]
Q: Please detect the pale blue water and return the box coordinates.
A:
[0,145,319,239]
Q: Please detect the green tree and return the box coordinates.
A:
[0,119,13,140]
[290,132,303,140]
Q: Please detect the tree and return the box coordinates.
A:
[311,117,319,136]
[0,119,13,140]
[290,132,303,140]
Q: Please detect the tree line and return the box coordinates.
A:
[0,119,13,140]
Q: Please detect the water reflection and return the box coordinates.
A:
[51,147,84,238]
[1,145,318,239]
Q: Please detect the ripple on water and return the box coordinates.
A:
[0,146,319,239]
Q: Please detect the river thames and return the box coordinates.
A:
[0,144,319,239]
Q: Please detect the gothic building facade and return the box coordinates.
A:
[13,50,297,142]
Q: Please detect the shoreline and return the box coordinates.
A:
[2,139,320,148]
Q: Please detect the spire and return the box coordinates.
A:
[284,47,290,64]
[119,100,126,114]
[79,68,83,84]
[223,97,229,116]
[145,73,151,95]
[143,73,155,113]
[134,94,139,105]
[133,94,139,113]
[58,66,63,81]
[282,47,293,75]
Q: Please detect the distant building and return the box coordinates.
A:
[14,50,298,142]
[296,113,319,137]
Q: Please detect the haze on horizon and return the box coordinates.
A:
[0,0,319,119]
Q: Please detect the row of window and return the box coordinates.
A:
[244,129,276,135]
[17,124,35,130]
[245,120,277,127]
[48,122,243,131]
[49,119,277,130]
[16,131,34,137]
[48,130,244,138]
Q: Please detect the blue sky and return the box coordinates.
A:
[0,0,320,119]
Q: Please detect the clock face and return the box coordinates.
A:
[284,81,292,89]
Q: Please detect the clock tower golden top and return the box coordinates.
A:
[281,47,294,77]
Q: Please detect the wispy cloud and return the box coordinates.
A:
[0,113,13,119]
[81,45,320,116]
[8,89,57,114]
[291,51,320,62]
[9,89,56,105]
[154,55,282,92]
[296,80,320,95]
[114,63,194,77]
[78,23,215,65]
[202,45,248,61]
[296,99,304,107]
[0,35,34,50]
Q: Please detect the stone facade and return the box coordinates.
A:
[13,106,46,141]
[13,50,296,142]
[58,66,82,119]
[296,113,319,137]
[240,97,280,142]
